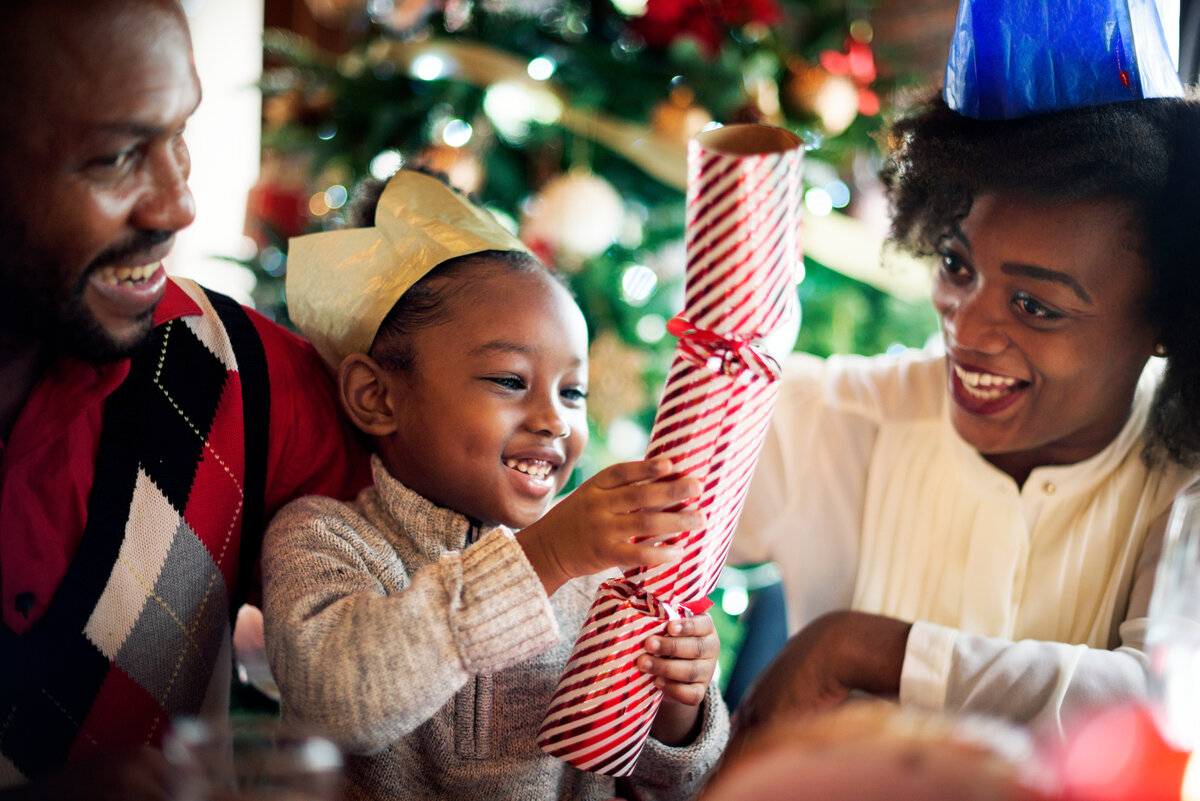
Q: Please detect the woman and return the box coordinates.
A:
[730,88,1200,736]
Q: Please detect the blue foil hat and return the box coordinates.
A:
[944,0,1184,119]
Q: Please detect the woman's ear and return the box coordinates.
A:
[339,353,401,437]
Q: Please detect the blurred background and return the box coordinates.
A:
[173,0,1200,705]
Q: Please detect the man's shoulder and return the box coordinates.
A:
[165,276,329,379]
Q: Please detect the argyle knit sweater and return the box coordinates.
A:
[0,281,268,782]
[263,456,729,801]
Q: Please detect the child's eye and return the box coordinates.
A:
[1012,292,1064,321]
[487,375,526,391]
[561,386,588,404]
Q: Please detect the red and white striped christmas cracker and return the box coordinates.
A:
[537,124,803,776]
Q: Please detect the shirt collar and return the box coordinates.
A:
[153,278,202,327]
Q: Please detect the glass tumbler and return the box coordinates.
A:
[1145,478,1200,753]
[164,714,343,801]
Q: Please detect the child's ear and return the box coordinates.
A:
[338,353,401,437]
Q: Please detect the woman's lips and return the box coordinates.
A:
[949,361,1028,415]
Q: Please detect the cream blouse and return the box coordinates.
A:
[730,349,1196,732]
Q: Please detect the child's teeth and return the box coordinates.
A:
[505,458,552,479]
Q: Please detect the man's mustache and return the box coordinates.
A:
[88,229,174,272]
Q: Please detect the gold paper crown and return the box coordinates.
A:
[286,170,532,370]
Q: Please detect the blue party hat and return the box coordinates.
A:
[944,0,1184,119]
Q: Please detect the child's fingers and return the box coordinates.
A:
[617,509,706,544]
[615,540,684,567]
[589,457,677,489]
[662,615,716,639]
[637,652,715,691]
[644,631,719,661]
[657,680,708,706]
[613,475,703,513]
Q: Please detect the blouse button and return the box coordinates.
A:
[1043,481,1057,495]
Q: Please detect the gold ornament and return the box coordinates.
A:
[650,86,714,146]
[586,331,650,431]
[784,60,859,135]
[412,145,484,196]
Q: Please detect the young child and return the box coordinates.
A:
[262,170,730,801]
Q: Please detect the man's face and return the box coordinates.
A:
[0,1,200,362]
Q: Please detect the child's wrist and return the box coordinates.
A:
[515,527,567,596]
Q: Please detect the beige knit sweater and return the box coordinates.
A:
[262,456,729,801]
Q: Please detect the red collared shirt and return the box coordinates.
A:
[0,280,370,633]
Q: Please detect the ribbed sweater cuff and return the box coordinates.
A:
[450,529,560,674]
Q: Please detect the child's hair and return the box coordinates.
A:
[345,172,542,373]
[880,89,1200,468]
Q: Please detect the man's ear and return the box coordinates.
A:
[339,353,401,437]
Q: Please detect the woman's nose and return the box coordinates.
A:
[941,290,1010,355]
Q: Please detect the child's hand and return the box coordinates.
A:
[516,457,703,595]
[642,614,720,746]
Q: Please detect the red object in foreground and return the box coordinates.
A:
[536,124,803,776]
[1054,704,1193,801]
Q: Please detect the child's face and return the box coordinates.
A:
[378,267,589,530]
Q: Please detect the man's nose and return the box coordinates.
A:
[131,138,196,233]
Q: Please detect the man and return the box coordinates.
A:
[0,1,369,795]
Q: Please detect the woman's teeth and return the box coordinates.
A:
[505,459,553,480]
[96,264,156,285]
[954,364,1022,400]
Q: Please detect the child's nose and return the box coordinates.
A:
[529,401,571,438]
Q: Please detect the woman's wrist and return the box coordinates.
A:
[829,610,912,697]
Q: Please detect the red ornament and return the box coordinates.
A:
[628,0,782,56]
[819,33,881,117]
[1053,704,1193,801]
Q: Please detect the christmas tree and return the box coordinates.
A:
[244,0,939,690]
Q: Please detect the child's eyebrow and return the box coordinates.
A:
[470,340,531,356]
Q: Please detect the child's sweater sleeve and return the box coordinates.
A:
[626,681,731,801]
[261,495,559,755]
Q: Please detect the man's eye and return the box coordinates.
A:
[90,149,136,172]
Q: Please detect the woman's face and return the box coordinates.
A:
[933,193,1158,481]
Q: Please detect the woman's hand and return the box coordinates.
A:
[643,614,721,746]
[730,611,912,748]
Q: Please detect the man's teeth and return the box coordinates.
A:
[504,459,553,479]
[954,364,1022,400]
[97,264,156,285]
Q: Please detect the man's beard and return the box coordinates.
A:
[0,215,165,364]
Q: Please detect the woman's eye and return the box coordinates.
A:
[1013,292,1063,320]
[939,251,971,281]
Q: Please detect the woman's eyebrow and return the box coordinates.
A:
[1001,262,1093,304]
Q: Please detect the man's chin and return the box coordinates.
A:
[56,310,157,364]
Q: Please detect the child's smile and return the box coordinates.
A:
[376,266,589,530]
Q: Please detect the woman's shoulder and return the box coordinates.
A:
[779,348,946,420]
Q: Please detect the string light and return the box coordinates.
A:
[527,56,556,81]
